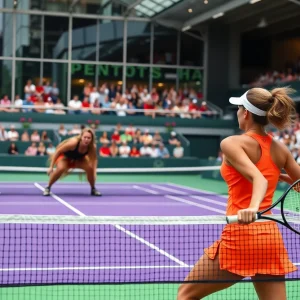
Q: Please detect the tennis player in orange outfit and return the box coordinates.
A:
[44,127,101,196]
[178,87,298,300]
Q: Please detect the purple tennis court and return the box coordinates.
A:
[0,182,299,299]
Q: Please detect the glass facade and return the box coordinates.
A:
[0,5,204,103]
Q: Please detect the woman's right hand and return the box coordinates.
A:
[47,167,54,175]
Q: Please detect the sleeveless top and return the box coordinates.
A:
[220,132,280,216]
[64,141,88,160]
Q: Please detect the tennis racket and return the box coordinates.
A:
[226,179,300,235]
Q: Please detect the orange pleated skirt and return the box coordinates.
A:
[55,154,76,169]
[204,222,297,277]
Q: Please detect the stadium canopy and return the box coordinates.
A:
[136,0,300,35]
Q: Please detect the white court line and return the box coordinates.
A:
[1,262,300,272]
[151,184,187,195]
[135,185,225,214]
[165,195,225,214]
[0,185,134,189]
[167,184,290,214]
[33,182,189,268]
[0,202,187,206]
[133,185,159,195]
[190,195,227,207]
[167,183,228,199]
[0,265,193,272]
[34,183,85,216]
[0,202,60,206]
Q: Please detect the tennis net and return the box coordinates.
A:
[0,215,299,300]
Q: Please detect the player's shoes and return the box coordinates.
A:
[91,188,102,196]
[43,187,51,196]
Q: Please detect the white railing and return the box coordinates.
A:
[0,105,221,117]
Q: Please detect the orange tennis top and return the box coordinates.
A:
[222,132,280,216]
[204,132,297,277]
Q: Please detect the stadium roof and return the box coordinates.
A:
[149,0,300,35]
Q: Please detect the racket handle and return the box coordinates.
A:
[226,214,258,224]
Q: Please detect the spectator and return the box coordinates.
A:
[115,123,122,132]
[99,132,110,144]
[7,125,19,141]
[25,142,38,156]
[99,142,111,157]
[45,97,55,114]
[37,142,47,156]
[153,131,163,145]
[34,97,45,113]
[168,131,179,145]
[83,82,93,99]
[8,142,19,155]
[24,79,36,100]
[68,95,82,114]
[109,140,119,157]
[199,101,211,117]
[41,131,51,142]
[120,128,133,143]
[23,96,34,113]
[51,82,59,102]
[149,143,159,158]
[181,99,192,119]
[89,86,100,105]
[140,129,153,145]
[31,130,41,142]
[173,141,184,158]
[133,129,142,144]
[216,150,223,162]
[46,143,56,157]
[21,130,30,142]
[68,125,81,135]
[140,142,152,157]
[35,80,45,99]
[43,81,52,102]
[157,143,170,158]
[53,98,66,115]
[127,101,136,115]
[0,95,11,112]
[111,130,121,144]
[119,141,131,158]
[130,145,140,157]
[0,126,8,141]
[101,95,112,114]
[171,100,184,118]
[116,96,128,117]
[58,124,68,136]
[189,99,201,119]
[91,99,101,115]
[81,97,90,114]
[14,95,24,112]
[125,124,136,136]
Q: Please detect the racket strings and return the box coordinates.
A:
[284,183,300,233]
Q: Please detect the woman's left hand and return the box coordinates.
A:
[237,207,258,224]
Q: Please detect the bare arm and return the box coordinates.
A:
[93,145,98,168]
[221,136,268,223]
[282,148,300,183]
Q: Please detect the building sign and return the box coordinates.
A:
[71,64,202,82]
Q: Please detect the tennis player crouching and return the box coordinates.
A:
[43,127,101,196]
[178,87,298,300]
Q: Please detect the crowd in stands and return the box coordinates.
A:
[0,80,213,119]
[0,124,185,159]
[270,120,300,165]
[247,58,300,88]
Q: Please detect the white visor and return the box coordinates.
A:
[229,91,267,117]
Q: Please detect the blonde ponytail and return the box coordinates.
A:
[267,87,296,130]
